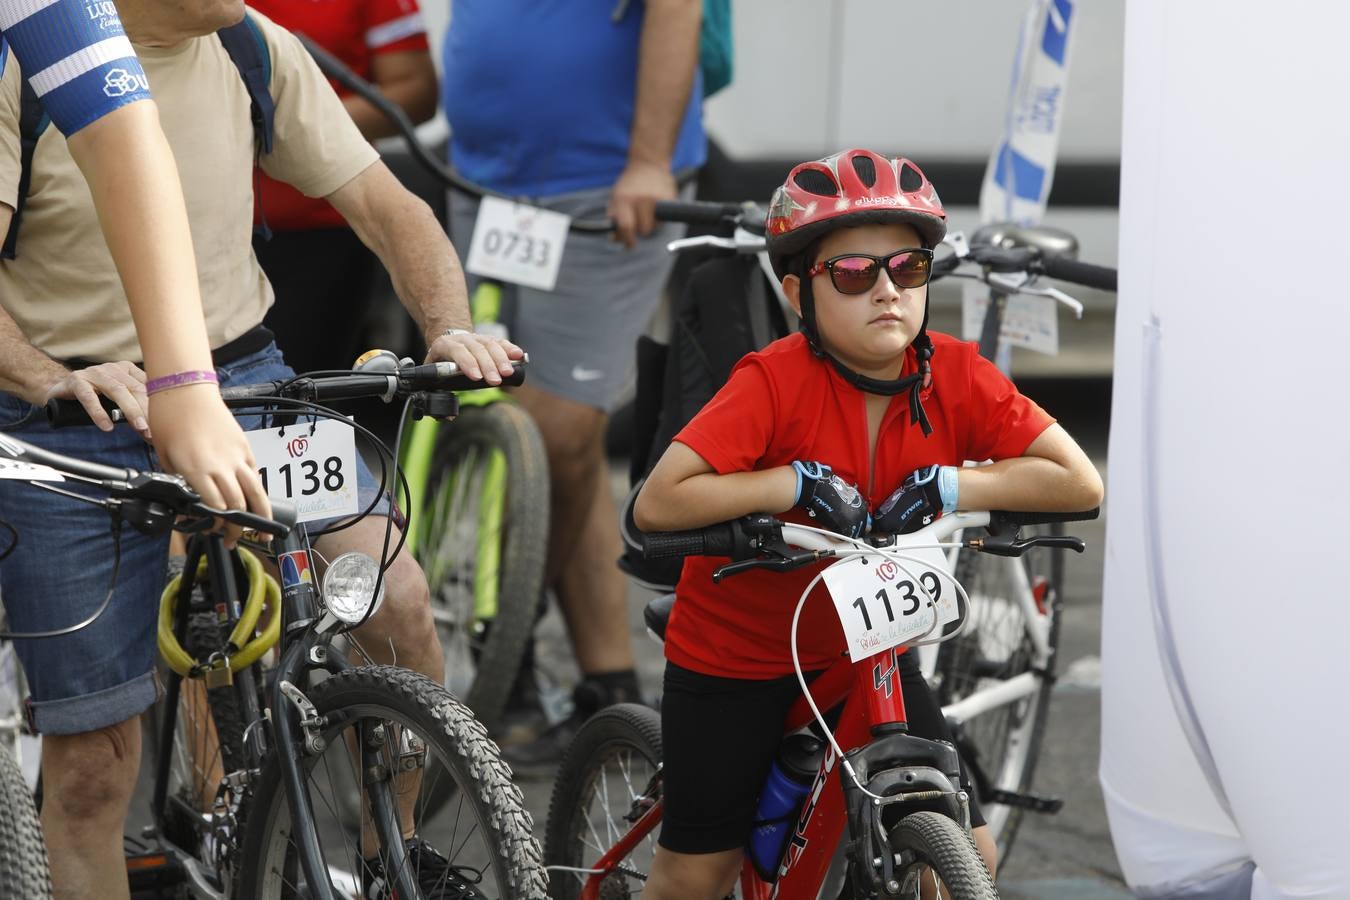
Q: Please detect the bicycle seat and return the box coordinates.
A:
[970,223,1079,258]
[642,593,676,642]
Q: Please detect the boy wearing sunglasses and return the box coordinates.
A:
[634,148,1103,897]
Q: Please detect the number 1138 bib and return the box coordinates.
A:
[245,419,358,523]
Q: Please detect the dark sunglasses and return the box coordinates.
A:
[806,248,934,295]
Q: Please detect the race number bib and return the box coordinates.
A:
[822,547,959,661]
[245,420,358,524]
[464,196,570,291]
[961,292,1059,356]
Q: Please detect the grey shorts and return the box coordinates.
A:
[447,184,689,412]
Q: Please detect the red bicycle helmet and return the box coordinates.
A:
[765,150,946,436]
[766,149,947,279]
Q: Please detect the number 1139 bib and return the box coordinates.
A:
[821,549,959,661]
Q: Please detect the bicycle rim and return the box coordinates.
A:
[544,704,663,900]
[237,666,544,900]
[417,403,547,736]
[937,524,1062,857]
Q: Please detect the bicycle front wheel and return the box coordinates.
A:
[543,703,663,900]
[0,744,50,898]
[419,403,549,734]
[235,665,546,900]
[935,524,1064,861]
[887,811,998,899]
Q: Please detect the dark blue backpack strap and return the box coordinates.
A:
[218,13,275,239]
[217,13,275,155]
[2,75,53,260]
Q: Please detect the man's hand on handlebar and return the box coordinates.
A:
[424,329,524,386]
[41,361,152,440]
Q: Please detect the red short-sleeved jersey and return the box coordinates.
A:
[247,0,428,231]
[665,331,1055,680]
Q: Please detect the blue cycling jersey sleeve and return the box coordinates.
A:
[0,0,150,136]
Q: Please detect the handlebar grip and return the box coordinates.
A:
[653,200,742,225]
[642,523,738,560]
[400,359,529,391]
[46,397,122,428]
[1039,256,1117,292]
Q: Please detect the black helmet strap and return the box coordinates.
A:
[796,258,935,436]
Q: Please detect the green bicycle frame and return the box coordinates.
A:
[401,280,509,620]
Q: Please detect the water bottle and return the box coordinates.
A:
[748,731,825,880]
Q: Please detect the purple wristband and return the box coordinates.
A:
[146,370,220,396]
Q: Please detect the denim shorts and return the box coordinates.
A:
[0,342,388,735]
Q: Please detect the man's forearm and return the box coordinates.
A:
[0,308,68,402]
[628,0,701,168]
[357,190,472,342]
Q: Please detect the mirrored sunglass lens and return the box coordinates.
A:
[887,252,931,288]
[830,257,879,293]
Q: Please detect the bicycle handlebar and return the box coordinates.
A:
[642,507,1100,563]
[0,434,296,535]
[1037,255,1118,291]
[45,358,529,428]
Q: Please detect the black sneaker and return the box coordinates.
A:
[499,674,644,775]
[362,837,486,899]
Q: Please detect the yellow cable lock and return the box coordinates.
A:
[158,547,282,677]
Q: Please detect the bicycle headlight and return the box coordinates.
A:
[321,552,386,626]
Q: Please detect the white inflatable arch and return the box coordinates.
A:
[1102,2,1350,897]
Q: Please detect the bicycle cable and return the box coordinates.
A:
[783,526,973,801]
[0,516,123,640]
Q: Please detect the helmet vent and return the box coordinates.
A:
[793,168,839,197]
[899,162,925,193]
[850,155,877,188]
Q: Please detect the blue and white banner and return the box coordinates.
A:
[978,0,1075,226]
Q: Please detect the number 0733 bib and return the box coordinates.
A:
[244,419,358,523]
[821,548,960,661]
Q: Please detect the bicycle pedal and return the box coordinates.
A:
[985,788,1063,814]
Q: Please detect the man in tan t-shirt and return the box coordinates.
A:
[0,0,521,895]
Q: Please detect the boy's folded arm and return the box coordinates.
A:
[955,424,1105,513]
[634,441,797,533]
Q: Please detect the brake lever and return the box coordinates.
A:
[967,534,1086,557]
[711,543,834,583]
[985,272,1085,318]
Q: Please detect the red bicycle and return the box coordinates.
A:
[543,507,1095,899]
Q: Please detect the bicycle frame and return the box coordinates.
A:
[151,524,421,900]
[583,516,987,900]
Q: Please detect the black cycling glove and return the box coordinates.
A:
[791,461,869,538]
[873,465,959,535]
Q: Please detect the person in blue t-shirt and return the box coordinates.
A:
[0,0,271,546]
[442,0,706,764]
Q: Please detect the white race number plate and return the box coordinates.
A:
[464,196,570,292]
[822,547,959,661]
[245,420,358,523]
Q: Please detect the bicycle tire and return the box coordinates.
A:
[0,744,50,898]
[887,811,998,899]
[235,665,546,900]
[543,703,662,900]
[419,402,549,734]
[935,523,1064,863]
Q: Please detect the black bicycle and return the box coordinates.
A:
[27,356,548,899]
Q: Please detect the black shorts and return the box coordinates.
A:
[658,652,985,855]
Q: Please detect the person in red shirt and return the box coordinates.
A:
[633,149,1104,898]
[249,0,437,375]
